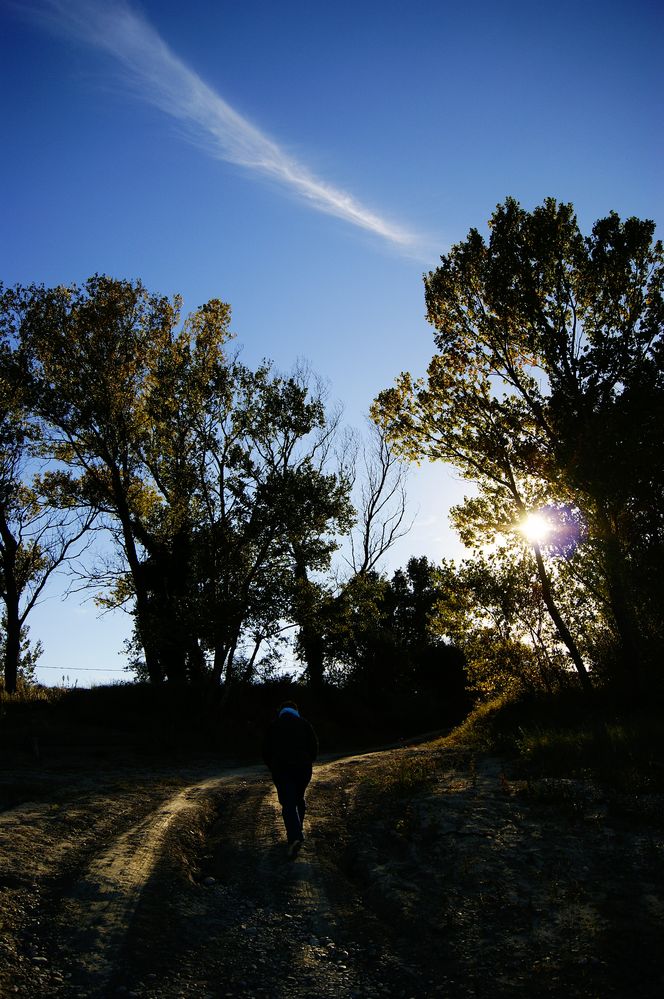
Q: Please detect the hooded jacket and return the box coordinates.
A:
[262,710,318,772]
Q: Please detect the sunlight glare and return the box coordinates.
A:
[520,512,553,544]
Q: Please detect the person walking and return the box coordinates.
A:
[262,700,318,858]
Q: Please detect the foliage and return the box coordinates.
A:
[433,547,574,698]
[325,557,470,722]
[0,620,43,687]
[373,198,664,695]
[441,687,664,791]
[13,276,353,689]
[361,754,438,799]
[0,286,93,692]
[189,361,354,688]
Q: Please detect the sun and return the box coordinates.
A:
[519,511,553,544]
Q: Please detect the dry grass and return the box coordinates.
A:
[435,687,664,790]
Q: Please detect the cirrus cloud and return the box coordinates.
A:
[22,0,424,254]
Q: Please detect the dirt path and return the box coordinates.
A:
[0,751,423,998]
[51,767,267,997]
[1,746,664,998]
[119,757,422,999]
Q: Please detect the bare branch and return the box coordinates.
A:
[348,421,412,575]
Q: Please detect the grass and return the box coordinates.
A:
[349,754,440,845]
[437,685,664,790]
[0,679,68,705]
[362,754,438,799]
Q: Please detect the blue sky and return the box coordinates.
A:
[2,0,662,685]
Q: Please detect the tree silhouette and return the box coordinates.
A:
[374,198,663,693]
[17,277,354,688]
[0,286,94,692]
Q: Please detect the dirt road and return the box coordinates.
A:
[1,745,663,998]
[0,753,420,999]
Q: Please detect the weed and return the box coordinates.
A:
[435,687,664,789]
[0,679,67,705]
[363,754,437,802]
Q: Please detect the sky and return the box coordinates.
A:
[2,0,663,686]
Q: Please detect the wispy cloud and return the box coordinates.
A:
[23,0,423,252]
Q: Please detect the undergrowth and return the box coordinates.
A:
[438,686,664,790]
[361,754,438,800]
[0,679,68,705]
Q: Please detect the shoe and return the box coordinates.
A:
[288,839,303,859]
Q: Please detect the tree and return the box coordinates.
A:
[191,362,353,691]
[17,277,355,690]
[347,422,410,575]
[324,557,468,722]
[0,621,43,688]
[434,548,578,698]
[373,198,664,693]
[385,556,468,709]
[19,276,233,684]
[0,286,93,693]
[286,419,411,691]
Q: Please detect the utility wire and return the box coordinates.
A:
[36,666,127,672]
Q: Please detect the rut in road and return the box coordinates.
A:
[5,755,418,998]
[50,767,262,998]
[121,762,418,999]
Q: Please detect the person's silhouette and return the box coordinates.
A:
[262,701,318,858]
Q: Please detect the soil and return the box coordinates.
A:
[1,740,663,999]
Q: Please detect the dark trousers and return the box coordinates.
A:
[272,765,312,844]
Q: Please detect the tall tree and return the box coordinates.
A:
[347,422,410,576]
[191,363,353,691]
[433,548,577,698]
[324,558,468,719]
[18,277,354,689]
[19,276,233,683]
[373,198,664,692]
[0,287,93,692]
[284,419,412,691]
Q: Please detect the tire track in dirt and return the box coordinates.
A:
[2,749,430,998]
[257,783,354,995]
[119,754,418,998]
[150,773,361,998]
[5,744,664,998]
[51,766,263,998]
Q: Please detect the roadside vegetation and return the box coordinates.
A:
[442,688,664,790]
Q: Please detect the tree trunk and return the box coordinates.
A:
[3,594,20,695]
[212,643,226,686]
[216,636,240,707]
[300,624,325,693]
[532,542,592,693]
[187,638,207,684]
[605,561,640,686]
[293,556,325,692]
[115,502,163,684]
[595,511,641,691]
[0,509,20,694]
[131,579,163,682]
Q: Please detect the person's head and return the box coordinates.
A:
[278,699,299,716]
